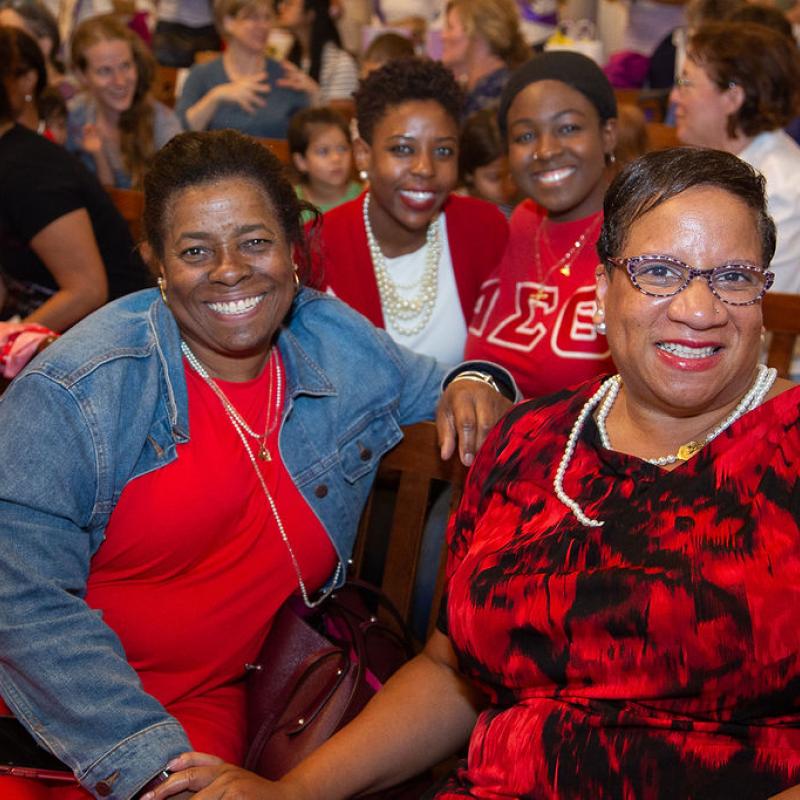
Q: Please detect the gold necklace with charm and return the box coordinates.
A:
[180,341,281,461]
[534,213,602,280]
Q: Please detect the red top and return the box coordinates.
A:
[464,200,613,398]
[2,352,336,799]
[308,192,509,328]
[437,381,800,798]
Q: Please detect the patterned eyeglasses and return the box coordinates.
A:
[607,255,774,306]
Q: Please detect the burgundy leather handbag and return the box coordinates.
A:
[244,581,427,795]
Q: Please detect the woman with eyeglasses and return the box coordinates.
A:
[670,21,800,294]
[148,147,800,800]
[176,0,309,138]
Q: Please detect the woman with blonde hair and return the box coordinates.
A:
[440,0,530,118]
[68,14,181,189]
[176,0,309,138]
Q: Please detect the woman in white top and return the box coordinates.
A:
[275,0,358,106]
[670,21,800,294]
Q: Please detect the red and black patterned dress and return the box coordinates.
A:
[437,378,800,799]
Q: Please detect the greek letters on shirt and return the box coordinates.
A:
[469,279,610,360]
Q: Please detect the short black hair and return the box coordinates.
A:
[597,147,776,269]
[143,130,317,278]
[354,57,464,144]
[0,25,46,122]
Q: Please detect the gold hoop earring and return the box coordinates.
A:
[157,276,168,304]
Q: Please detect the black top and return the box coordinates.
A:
[0,124,149,314]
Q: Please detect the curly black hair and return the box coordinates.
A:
[354,57,464,144]
[143,130,318,278]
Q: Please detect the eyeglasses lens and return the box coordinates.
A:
[631,259,766,303]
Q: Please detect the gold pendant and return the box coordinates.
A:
[258,444,271,462]
[676,441,703,461]
[559,265,570,277]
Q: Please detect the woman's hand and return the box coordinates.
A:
[275,61,320,101]
[214,72,271,114]
[146,752,302,800]
[436,380,511,466]
[80,122,104,155]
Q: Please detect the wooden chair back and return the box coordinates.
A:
[352,422,467,640]
[152,65,179,107]
[645,122,680,152]
[256,138,291,165]
[763,291,800,378]
[106,186,145,243]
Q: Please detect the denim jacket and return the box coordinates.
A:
[0,288,449,799]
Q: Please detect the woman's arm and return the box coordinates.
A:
[181,74,271,131]
[24,208,108,331]
[151,629,482,800]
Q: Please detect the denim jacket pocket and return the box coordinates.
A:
[338,411,403,483]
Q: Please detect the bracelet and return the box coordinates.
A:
[134,769,172,799]
[449,370,500,393]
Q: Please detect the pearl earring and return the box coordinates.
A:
[595,321,607,335]
[594,307,607,335]
[358,169,368,182]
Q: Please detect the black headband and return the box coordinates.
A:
[498,51,617,138]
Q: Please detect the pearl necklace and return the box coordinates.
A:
[535,214,601,280]
[554,365,778,528]
[181,341,280,460]
[181,341,342,608]
[363,192,442,336]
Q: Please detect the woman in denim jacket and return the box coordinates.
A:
[0,130,512,800]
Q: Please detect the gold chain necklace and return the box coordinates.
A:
[181,340,342,608]
[534,213,602,281]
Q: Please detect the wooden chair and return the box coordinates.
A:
[152,65,179,108]
[352,421,467,640]
[256,137,291,165]
[645,122,680,152]
[763,291,800,378]
[106,186,145,243]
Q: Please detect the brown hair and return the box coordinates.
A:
[597,147,776,270]
[213,0,272,35]
[688,21,800,138]
[445,0,530,68]
[71,15,158,189]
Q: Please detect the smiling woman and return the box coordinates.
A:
[67,15,182,189]
[463,51,618,398]
[0,129,513,800]
[142,147,800,800]
[313,58,508,366]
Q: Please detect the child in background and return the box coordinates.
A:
[359,31,416,79]
[36,86,68,146]
[458,107,517,218]
[288,107,362,216]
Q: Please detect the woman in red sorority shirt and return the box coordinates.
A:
[464,52,618,397]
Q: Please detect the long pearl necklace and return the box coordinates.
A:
[181,341,342,608]
[554,365,778,528]
[363,192,442,336]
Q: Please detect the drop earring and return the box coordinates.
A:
[594,307,607,335]
[358,169,368,181]
[158,276,168,304]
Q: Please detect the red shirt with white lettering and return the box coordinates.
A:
[464,199,613,398]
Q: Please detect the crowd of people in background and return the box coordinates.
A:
[3,0,800,796]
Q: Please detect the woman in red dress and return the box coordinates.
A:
[156,149,800,799]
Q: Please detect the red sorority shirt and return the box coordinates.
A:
[464,200,614,398]
[1,352,336,800]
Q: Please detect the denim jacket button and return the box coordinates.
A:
[95,781,112,796]
[314,484,328,498]
[359,447,372,461]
